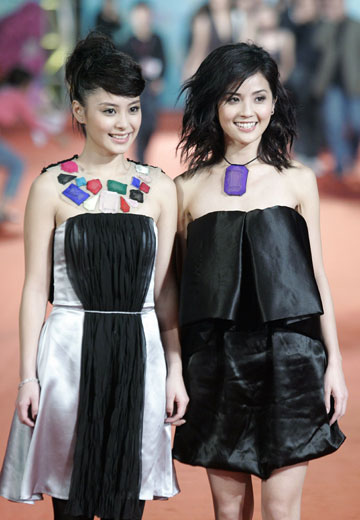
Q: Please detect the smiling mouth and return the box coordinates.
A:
[234,122,257,129]
[109,133,131,141]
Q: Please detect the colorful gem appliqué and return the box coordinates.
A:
[107,179,127,195]
[62,184,90,205]
[130,189,144,203]
[125,197,139,208]
[120,196,130,213]
[61,160,79,173]
[131,176,141,188]
[138,173,152,183]
[87,179,102,194]
[139,182,150,194]
[58,173,77,185]
[58,159,152,213]
[76,177,87,187]
[135,164,149,174]
[83,193,100,211]
[99,190,120,213]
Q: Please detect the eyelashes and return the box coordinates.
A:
[102,106,141,115]
[226,95,267,104]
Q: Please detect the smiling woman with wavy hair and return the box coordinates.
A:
[178,42,296,174]
[173,42,347,520]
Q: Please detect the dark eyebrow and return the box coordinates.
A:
[98,99,140,107]
[224,88,268,97]
[98,102,119,107]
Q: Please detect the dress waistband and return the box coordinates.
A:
[53,304,154,315]
[84,309,149,315]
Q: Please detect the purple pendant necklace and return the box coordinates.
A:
[223,155,259,196]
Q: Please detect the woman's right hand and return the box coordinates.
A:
[16,382,40,427]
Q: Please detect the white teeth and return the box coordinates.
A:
[235,122,256,129]
[111,134,129,138]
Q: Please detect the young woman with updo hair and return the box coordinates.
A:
[0,32,188,520]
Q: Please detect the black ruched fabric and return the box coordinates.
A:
[173,206,345,480]
[63,213,156,519]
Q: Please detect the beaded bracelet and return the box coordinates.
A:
[18,377,39,389]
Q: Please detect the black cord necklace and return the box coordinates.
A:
[223,155,259,196]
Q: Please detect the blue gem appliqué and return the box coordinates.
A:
[62,184,90,205]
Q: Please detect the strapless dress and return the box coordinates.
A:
[173,206,345,479]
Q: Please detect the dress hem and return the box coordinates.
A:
[173,435,346,481]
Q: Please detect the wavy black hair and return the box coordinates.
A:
[65,32,145,134]
[178,42,296,173]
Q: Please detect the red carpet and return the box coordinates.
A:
[0,123,359,519]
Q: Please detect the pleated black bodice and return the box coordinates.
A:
[180,206,323,328]
[173,206,345,479]
[64,213,156,519]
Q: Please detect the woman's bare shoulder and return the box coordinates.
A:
[175,166,208,186]
[283,160,318,203]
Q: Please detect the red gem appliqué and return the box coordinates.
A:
[87,179,102,194]
[120,196,130,213]
[61,160,78,173]
[139,182,150,194]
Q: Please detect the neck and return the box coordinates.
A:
[224,143,260,166]
[77,146,130,178]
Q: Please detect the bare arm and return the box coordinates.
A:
[174,174,192,282]
[296,167,348,425]
[17,173,57,426]
[154,175,189,425]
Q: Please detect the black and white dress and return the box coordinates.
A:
[0,160,178,519]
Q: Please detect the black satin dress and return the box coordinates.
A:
[172,206,345,480]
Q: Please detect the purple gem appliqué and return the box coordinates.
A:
[224,164,249,196]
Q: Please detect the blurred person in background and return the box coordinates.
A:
[254,2,295,83]
[182,0,234,80]
[231,0,263,43]
[95,0,122,41]
[312,0,360,179]
[0,67,47,223]
[122,2,166,163]
[284,0,323,172]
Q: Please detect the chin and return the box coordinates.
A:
[109,141,133,154]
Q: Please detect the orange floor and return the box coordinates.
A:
[0,126,359,519]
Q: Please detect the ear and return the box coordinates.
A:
[271,98,277,115]
[72,100,86,124]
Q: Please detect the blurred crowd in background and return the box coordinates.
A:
[0,0,360,222]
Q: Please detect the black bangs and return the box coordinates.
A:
[177,42,296,174]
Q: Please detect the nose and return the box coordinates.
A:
[239,99,253,118]
[114,110,128,129]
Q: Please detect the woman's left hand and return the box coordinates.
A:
[165,372,189,426]
[324,359,348,426]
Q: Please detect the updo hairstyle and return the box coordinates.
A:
[65,32,145,134]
